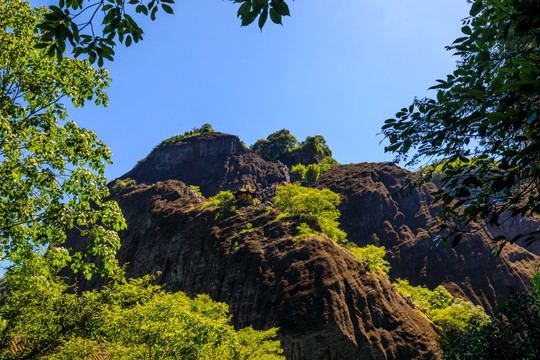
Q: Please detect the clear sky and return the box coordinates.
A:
[68,0,471,180]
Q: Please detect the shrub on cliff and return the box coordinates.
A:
[393,279,489,335]
[202,190,238,215]
[347,245,390,277]
[274,184,347,244]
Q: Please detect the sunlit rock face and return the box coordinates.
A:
[79,179,441,359]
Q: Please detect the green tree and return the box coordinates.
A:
[298,135,332,157]
[37,0,291,66]
[347,245,390,277]
[251,129,298,160]
[290,164,306,182]
[273,184,347,244]
[442,272,540,359]
[382,0,540,250]
[0,0,125,278]
[0,256,285,359]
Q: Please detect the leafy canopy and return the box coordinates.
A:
[382,0,540,251]
[251,129,298,160]
[393,279,489,335]
[346,245,390,277]
[0,0,125,278]
[442,271,540,359]
[273,184,347,244]
[0,256,284,359]
[37,0,291,66]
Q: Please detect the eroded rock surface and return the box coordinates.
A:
[90,180,442,360]
[122,132,287,196]
[315,163,539,310]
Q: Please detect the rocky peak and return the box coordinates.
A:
[121,132,287,196]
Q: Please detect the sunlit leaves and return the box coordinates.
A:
[382,0,540,250]
[0,0,125,277]
[0,262,285,359]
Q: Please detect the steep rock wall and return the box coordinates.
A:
[315,163,540,310]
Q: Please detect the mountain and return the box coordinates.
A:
[314,163,539,310]
[66,131,539,359]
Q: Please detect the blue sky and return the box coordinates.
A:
[69,0,471,180]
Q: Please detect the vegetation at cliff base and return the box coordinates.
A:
[442,271,540,360]
[0,256,284,360]
[382,0,540,250]
[393,279,489,335]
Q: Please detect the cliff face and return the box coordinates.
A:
[315,163,540,310]
[66,132,540,358]
[122,132,287,196]
[96,180,441,360]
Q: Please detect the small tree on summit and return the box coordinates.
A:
[251,129,298,160]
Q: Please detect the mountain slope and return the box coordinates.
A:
[315,163,539,310]
[84,180,441,359]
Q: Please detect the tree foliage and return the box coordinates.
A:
[347,245,390,277]
[36,0,290,66]
[0,256,284,359]
[393,279,489,335]
[250,129,297,160]
[442,272,540,359]
[0,0,125,278]
[273,184,347,244]
[382,0,540,251]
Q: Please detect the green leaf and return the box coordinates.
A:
[258,7,268,30]
[470,0,483,16]
[269,8,282,24]
[161,4,173,14]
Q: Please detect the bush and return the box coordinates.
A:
[304,164,320,183]
[111,178,136,194]
[392,278,489,335]
[273,184,347,244]
[290,164,306,182]
[347,245,390,276]
[431,298,489,335]
[442,272,540,359]
[202,191,237,214]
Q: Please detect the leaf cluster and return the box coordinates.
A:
[273,184,347,244]
[234,0,290,29]
[346,244,390,277]
[393,279,489,335]
[382,0,540,250]
[36,0,175,66]
[442,272,540,359]
[290,157,337,183]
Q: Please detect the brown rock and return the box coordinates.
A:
[315,163,540,310]
[68,180,441,359]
